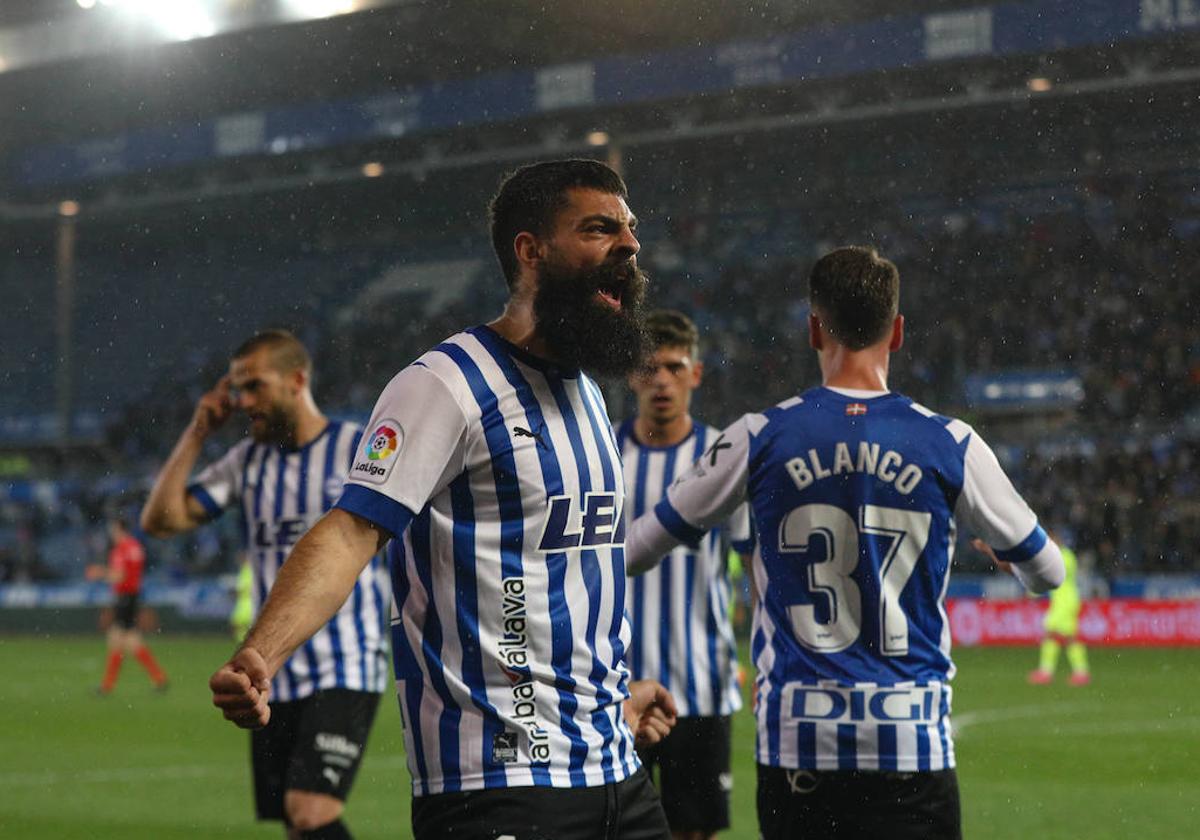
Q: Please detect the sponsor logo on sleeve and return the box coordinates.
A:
[351,420,403,483]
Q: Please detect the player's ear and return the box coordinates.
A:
[513,231,544,271]
[690,359,704,387]
[511,232,545,297]
[808,312,824,351]
[889,315,904,352]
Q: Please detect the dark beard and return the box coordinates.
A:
[533,259,650,378]
[250,404,297,447]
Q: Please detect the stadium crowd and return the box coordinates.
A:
[2,175,1197,582]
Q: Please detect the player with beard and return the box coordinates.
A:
[209,159,678,840]
[143,330,389,840]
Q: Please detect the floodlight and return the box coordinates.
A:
[287,0,359,19]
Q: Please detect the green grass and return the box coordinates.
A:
[0,637,1196,838]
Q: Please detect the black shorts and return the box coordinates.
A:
[637,715,732,833]
[410,766,670,840]
[113,593,139,629]
[251,688,380,821]
[757,764,962,840]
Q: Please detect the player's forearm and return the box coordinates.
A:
[140,423,206,536]
[624,512,684,575]
[1011,539,1065,594]
[240,509,383,676]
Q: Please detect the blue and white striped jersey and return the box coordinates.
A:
[335,326,639,797]
[615,418,750,718]
[188,420,391,703]
[642,387,1059,772]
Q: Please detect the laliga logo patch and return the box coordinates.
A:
[366,423,400,460]
[353,420,403,483]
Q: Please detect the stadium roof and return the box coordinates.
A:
[0,0,976,152]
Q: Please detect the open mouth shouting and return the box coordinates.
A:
[591,260,641,311]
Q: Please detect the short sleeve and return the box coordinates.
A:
[954,429,1046,563]
[335,363,469,539]
[187,439,253,521]
[654,415,752,548]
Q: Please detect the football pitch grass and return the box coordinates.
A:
[1,636,1196,839]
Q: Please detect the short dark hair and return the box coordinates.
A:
[489,158,629,289]
[808,246,900,351]
[645,309,700,357]
[231,329,312,375]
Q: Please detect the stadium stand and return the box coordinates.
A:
[2,0,1198,588]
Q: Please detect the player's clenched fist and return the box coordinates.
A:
[624,679,678,749]
[210,646,273,729]
[191,374,233,438]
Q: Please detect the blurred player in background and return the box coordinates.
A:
[624,246,1066,839]
[977,531,1090,685]
[208,159,677,840]
[231,555,254,641]
[142,329,389,840]
[618,309,753,840]
[88,516,169,695]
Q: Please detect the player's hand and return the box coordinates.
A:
[209,646,272,729]
[624,679,677,749]
[191,375,233,438]
[972,538,1013,575]
[84,563,107,582]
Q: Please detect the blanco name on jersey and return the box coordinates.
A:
[785,441,924,495]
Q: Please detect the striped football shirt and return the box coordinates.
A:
[188,420,391,702]
[642,386,1059,772]
[335,325,639,796]
[614,418,750,718]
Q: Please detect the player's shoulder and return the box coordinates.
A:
[755,387,976,445]
[373,330,478,407]
[410,329,477,379]
[897,394,975,445]
[754,388,821,431]
[328,418,365,445]
[219,435,257,462]
[613,416,637,449]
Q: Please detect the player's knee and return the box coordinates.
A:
[284,791,343,833]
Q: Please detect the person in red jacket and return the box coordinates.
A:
[88,517,168,695]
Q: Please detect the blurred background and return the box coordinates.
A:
[4,0,1198,622]
[0,1,1197,836]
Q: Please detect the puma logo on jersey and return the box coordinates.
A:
[513,425,547,448]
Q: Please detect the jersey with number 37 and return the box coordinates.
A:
[652,387,1052,772]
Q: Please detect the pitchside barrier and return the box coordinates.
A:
[0,579,233,634]
[946,598,1200,646]
[3,575,1200,643]
[946,573,1200,646]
